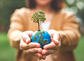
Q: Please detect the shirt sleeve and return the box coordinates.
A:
[58,13,81,51]
[8,8,25,49]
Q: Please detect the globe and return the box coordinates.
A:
[31,30,51,49]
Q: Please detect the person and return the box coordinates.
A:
[8,0,81,61]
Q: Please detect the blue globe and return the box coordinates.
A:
[31,30,51,49]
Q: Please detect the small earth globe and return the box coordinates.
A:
[31,30,51,49]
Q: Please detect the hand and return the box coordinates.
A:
[41,30,61,59]
[20,31,43,59]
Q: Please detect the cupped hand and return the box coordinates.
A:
[42,30,61,58]
[20,31,43,59]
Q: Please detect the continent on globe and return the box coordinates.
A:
[31,30,51,49]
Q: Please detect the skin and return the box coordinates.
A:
[35,0,53,6]
[20,0,61,60]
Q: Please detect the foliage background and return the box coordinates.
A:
[0,0,84,61]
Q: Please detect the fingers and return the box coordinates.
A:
[24,48,42,54]
[48,30,61,45]
[20,31,40,50]
[38,53,46,60]
[20,31,48,60]
[22,31,34,44]
[48,30,54,38]
[22,32,30,44]
[33,53,42,57]
[53,32,59,41]
[25,31,34,38]
[20,38,29,50]
[40,55,46,60]
[42,49,55,55]
[33,53,46,60]
[43,42,60,50]
[43,41,61,57]
[51,38,59,45]
[20,41,41,50]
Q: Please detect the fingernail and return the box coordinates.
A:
[43,46,47,50]
[42,50,46,55]
[26,39,30,44]
[38,53,42,57]
[38,48,42,53]
[55,40,59,44]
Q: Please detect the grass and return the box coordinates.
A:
[0,32,84,61]
[0,32,15,61]
[74,35,84,61]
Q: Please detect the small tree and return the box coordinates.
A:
[31,10,46,31]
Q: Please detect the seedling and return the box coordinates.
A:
[31,10,46,31]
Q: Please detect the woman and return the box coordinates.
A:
[8,0,80,61]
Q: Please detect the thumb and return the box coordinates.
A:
[53,31,60,45]
[22,31,34,44]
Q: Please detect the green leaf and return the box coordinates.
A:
[31,10,46,23]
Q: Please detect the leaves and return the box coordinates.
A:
[31,10,46,23]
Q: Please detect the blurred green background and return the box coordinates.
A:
[0,0,84,61]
